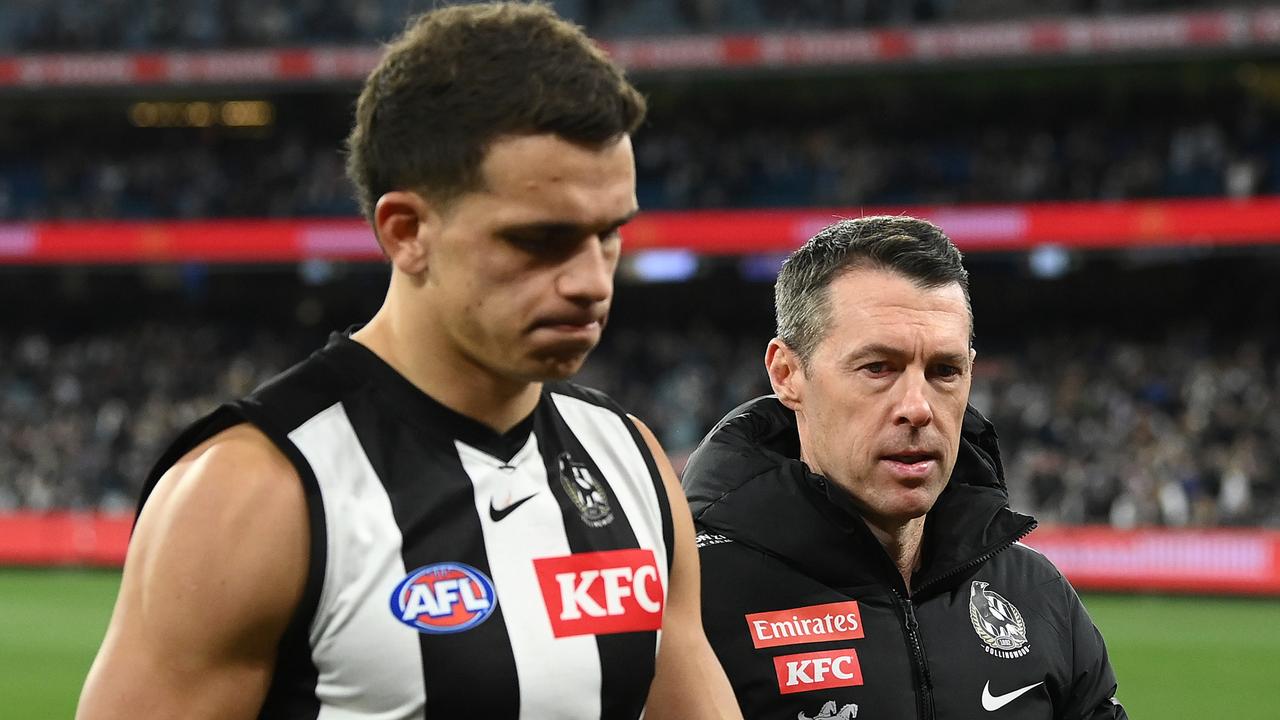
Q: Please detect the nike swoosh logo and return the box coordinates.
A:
[489,493,537,522]
[982,681,1044,711]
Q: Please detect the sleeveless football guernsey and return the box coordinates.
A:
[138,332,676,719]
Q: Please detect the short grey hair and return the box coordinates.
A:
[774,215,972,366]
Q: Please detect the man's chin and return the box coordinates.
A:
[524,349,593,382]
[875,486,945,524]
[895,495,943,522]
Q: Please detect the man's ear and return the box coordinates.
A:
[765,338,805,411]
[373,191,437,276]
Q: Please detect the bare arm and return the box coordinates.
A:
[631,416,742,720]
[77,424,308,720]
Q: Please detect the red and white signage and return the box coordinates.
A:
[533,548,664,638]
[0,512,132,566]
[6,10,1280,87]
[746,601,864,649]
[1022,526,1280,595]
[14,196,1280,265]
[2,516,1279,598]
[773,648,864,694]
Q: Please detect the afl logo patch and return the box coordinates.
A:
[390,562,498,634]
[558,452,614,528]
[968,581,1031,659]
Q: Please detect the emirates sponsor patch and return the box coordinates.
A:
[533,548,664,638]
[773,648,864,694]
[745,601,864,649]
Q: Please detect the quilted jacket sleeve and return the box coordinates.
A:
[1059,582,1128,720]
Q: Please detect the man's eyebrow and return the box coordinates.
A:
[932,351,971,367]
[499,209,639,238]
[847,343,970,366]
[846,343,905,361]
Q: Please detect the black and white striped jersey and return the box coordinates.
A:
[139,332,676,720]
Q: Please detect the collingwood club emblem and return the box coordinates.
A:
[968,581,1031,659]
[558,452,614,527]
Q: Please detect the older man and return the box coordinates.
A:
[684,216,1126,720]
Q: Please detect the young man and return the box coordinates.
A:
[684,216,1126,719]
[78,4,739,719]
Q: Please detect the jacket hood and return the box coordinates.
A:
[682,396,1035,594]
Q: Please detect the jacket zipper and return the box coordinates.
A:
[892,590,934,720]
[913,519,1038,598]
[892,519,1038,720]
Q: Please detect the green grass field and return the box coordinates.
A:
[0,569,120,720]
[2,568,1277,718]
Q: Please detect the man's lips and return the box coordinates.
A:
[536,320,601,331]
[533,314,606,331]
[882,452,938,463]
[880,451,940,478]
[531,316,606,341]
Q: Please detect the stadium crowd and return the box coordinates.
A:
[0,324,299,515]
[2,106,1274,220]
[0,130,356,220]
[0,0,1243,51]
[4,0,1277,537]
[3,320,1277,529]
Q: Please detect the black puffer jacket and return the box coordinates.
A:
[684,396,1126,720]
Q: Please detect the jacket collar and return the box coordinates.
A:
[682,396,1035,596]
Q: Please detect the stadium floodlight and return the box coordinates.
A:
[625,249,699,282]
[1028,244,1071,279]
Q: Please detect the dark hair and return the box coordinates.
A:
[775,215,972,365]
[345,1,646,221]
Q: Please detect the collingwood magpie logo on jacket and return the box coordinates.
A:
[969,581,1031,658]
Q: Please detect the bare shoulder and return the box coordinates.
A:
[625,413,694,572]
[135,423,305,574]
[148,422,300,510]
[125,422,308,653]
[626,414,663,454]
[626,414,686,503]
[79,424,309,719]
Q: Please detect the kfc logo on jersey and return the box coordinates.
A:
[774,649,864,695]
[389,562,498,634]
[746,601,864,649]
[533,548,664,638]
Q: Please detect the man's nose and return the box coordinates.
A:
[557,236,614,304]
[893,371,933,428]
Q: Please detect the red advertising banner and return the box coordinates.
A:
[4,197,1280,264]
[3,10,1280,87]
[3,514,1279,596]
[1021,526,1280,596]
[0,512,132,567]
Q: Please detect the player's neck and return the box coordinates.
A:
[353,309,541,435]
[863,516,925,594]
